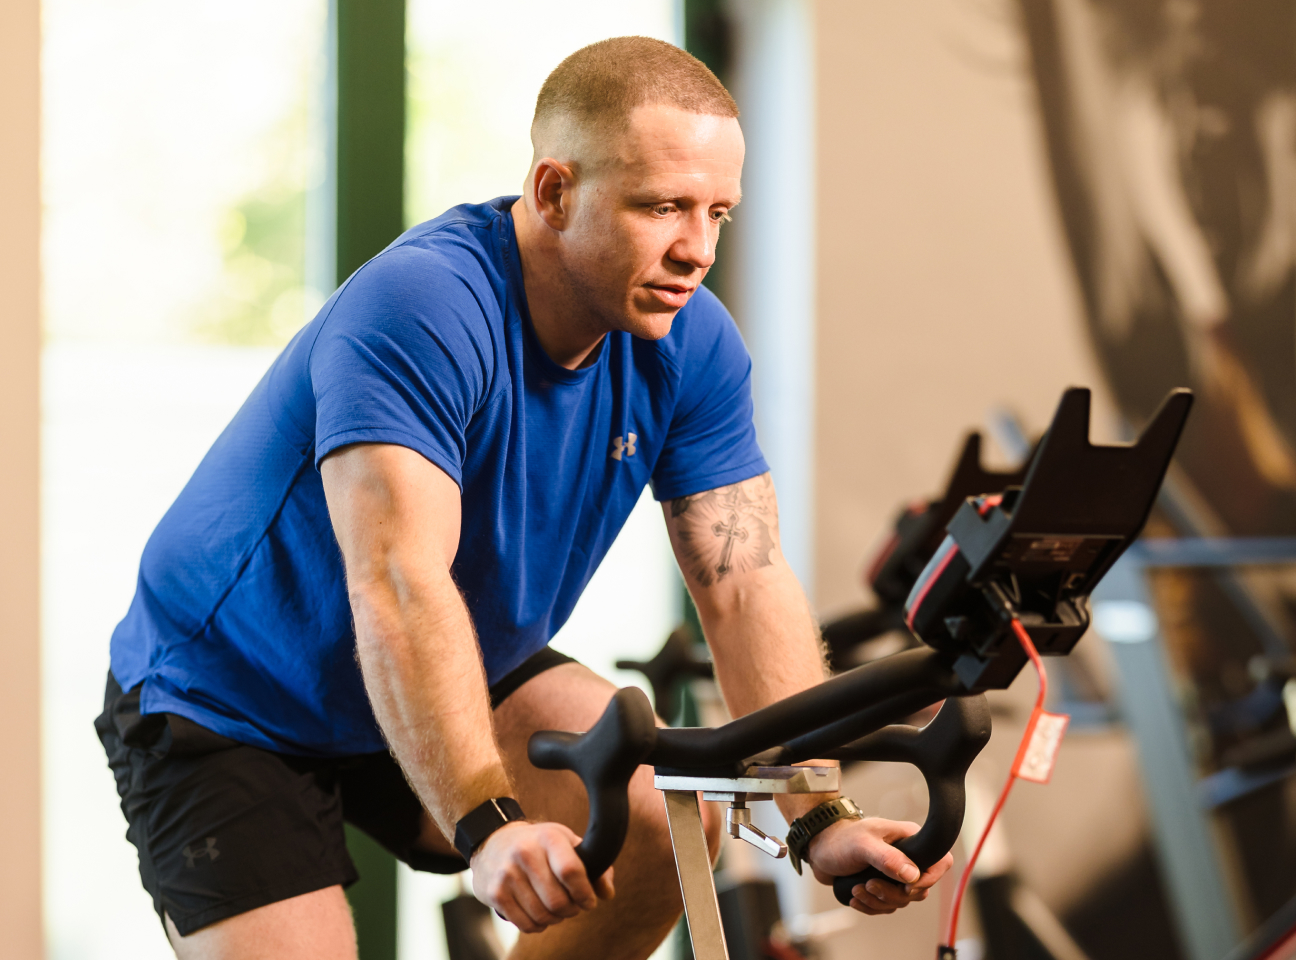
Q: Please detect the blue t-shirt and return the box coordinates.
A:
[109,197,768,756]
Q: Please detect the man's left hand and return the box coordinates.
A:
[805,816,953,915]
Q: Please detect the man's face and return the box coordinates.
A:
[558,104,744,340]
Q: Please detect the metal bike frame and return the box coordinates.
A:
[657,767,842,960]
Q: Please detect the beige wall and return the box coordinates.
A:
[814,0,1110,616]
[0,1,43,957]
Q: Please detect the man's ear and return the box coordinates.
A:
[531,158,576,230]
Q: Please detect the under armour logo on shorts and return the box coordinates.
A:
[183,837,220,868]
[610,433,638,460]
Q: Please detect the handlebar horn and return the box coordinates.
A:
[828,694,992,905]
[527,686,658,882]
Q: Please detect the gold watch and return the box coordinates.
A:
[786,797,864,875]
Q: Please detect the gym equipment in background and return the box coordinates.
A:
[528,386,1192,960]
[617,625,716,719]
[442,879,506,960]
[824,430,1033,667]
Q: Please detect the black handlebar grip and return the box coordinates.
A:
[829,695,991,906]
[527,686,658,882]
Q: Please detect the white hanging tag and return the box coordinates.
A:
[1013,709,1070,784]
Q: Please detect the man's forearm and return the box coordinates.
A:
[694,561,837,822]
[323,444,608,931]
[350,571,511,839]
[695,560,826,717]
[323,444,512,841]
[665,473,836,823]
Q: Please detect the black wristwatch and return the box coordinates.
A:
[786,797,863,874]
[453,797,527,865]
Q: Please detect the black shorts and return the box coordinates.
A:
[95,646,576,936]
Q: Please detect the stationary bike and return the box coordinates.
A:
[526,387,1193,960]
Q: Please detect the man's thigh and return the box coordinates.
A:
[164,885,356,960]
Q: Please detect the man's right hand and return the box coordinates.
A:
[470,820,615,933]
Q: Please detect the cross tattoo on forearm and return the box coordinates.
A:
[711,512,748,575]
[668,473,777,587]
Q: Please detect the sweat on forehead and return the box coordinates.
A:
[530,36,738,165]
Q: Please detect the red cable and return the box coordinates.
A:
[1256,921,1296,960]
[941,618,1048,953]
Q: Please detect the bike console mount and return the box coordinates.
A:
[822,429,1035,665]
[870,430,1034,609]
[527,387,1192,959]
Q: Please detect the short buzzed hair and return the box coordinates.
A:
[532,37,738,158]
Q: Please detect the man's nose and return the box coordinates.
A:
[670,209,715,270]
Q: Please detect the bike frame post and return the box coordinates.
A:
[663,790,730,960]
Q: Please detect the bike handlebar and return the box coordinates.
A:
[527,648,982,893]
[646,647,958,771]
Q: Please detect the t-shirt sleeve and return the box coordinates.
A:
[650,287,769,501]
[308,244,494,488]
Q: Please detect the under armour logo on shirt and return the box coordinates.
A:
[183,837,220,868]
[610,433,638,460]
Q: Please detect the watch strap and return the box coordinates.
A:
[786,797,863,874]
[453,797,526,864]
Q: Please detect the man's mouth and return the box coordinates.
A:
[645,283,696,308]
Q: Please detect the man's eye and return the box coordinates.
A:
[711,210,732,224]
[653,204,676,216]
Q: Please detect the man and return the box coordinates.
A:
[97,36,951,960]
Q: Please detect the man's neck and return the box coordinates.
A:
[510,197,606,371]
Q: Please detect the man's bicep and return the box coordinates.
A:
[320,442,462,579]
[662,472,781,593]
